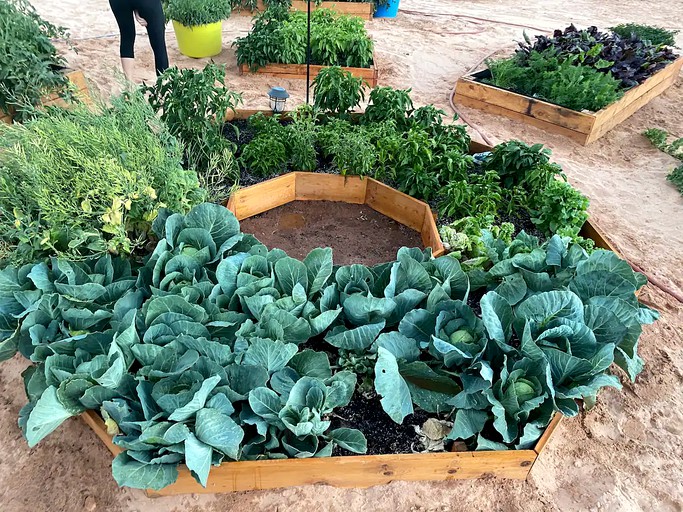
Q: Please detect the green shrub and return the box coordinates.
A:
[0,0,73,121]
[313,66,366,114]
[0,93,204,263]
[143,65,242,201]
[166,0,231,26]
[240,136,288,177]
[286,107,319,171]
[610,23,678,47]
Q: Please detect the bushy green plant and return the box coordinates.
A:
[234,8,374,69]
[143,65,242,200]
[0,93,204,263]
[483,140,562,189]
[330,127,377,177]
[313,66,366,114]
[0,0,74,121]
[362,86,414,126]
[530,179,590,235]
[166,0,231,26]
[439,215,514,265]
[240,136,288,177]
[438,171,503,219]
[610,23,678,47]
[286,107,319,171]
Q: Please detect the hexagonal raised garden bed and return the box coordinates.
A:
[226,172,445,258]
[76,170,620,497]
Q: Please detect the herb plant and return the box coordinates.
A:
[0,0,74,121]
[143,64,243,200]
[313,66,366,115]
[644,128,683,195]
[0,92,204,264]
[234,8,374,69]
[609,24,678,49]
[166,0,231,26]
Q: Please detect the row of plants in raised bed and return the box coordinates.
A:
[454,23,682,144]
[0,61,659,492]
[484,24,678,112]
[234,7,375,77]
[230,0,376,21]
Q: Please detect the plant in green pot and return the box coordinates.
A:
[166,0,231,58]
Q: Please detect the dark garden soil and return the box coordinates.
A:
[239,200,424,266]
[331,393,431,456]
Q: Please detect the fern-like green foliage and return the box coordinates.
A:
[610,23,678,47]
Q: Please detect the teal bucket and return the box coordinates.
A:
[373,0,399,18]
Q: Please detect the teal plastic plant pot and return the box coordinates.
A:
[373,0,399,18]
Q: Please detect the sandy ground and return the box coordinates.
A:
[1,0,682,510]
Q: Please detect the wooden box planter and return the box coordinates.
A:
[0,70,91,124]
[238,62,379,86]
[77,161,616,495]
[235,0,374,20]
[453,57,683,145]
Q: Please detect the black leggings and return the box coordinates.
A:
[109,0,169,75]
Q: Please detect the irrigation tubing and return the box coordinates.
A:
[398,8,550,33]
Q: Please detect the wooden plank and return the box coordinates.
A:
[239,62,378,87]
[235,0,373,20]
[295,172,368,203]
[81,411,123,456]
[533,413,562,455]
[587,58,683,143]
[455,93,590,145]
[145,449,535,496]
[229,173,296,220]
[455,77,595,134]
[422,208,444,256]
[365,178,429,232]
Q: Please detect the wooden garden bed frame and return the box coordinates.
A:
[234,0,374,20]
[239,62,379,86]
[227,171,445,256]
[453,57,683,145]
[0,70,90,124]
[78,141,619,495]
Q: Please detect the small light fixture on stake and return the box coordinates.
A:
[267,86,289,113]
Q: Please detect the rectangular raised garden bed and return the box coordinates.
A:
[453,57,683,145]
[0,69,91,124]
[238,62,379,86]
[79,158,618,496]
[235,0,374,20]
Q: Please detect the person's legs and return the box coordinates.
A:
[109,0,136,80]
[135,0,169,76]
